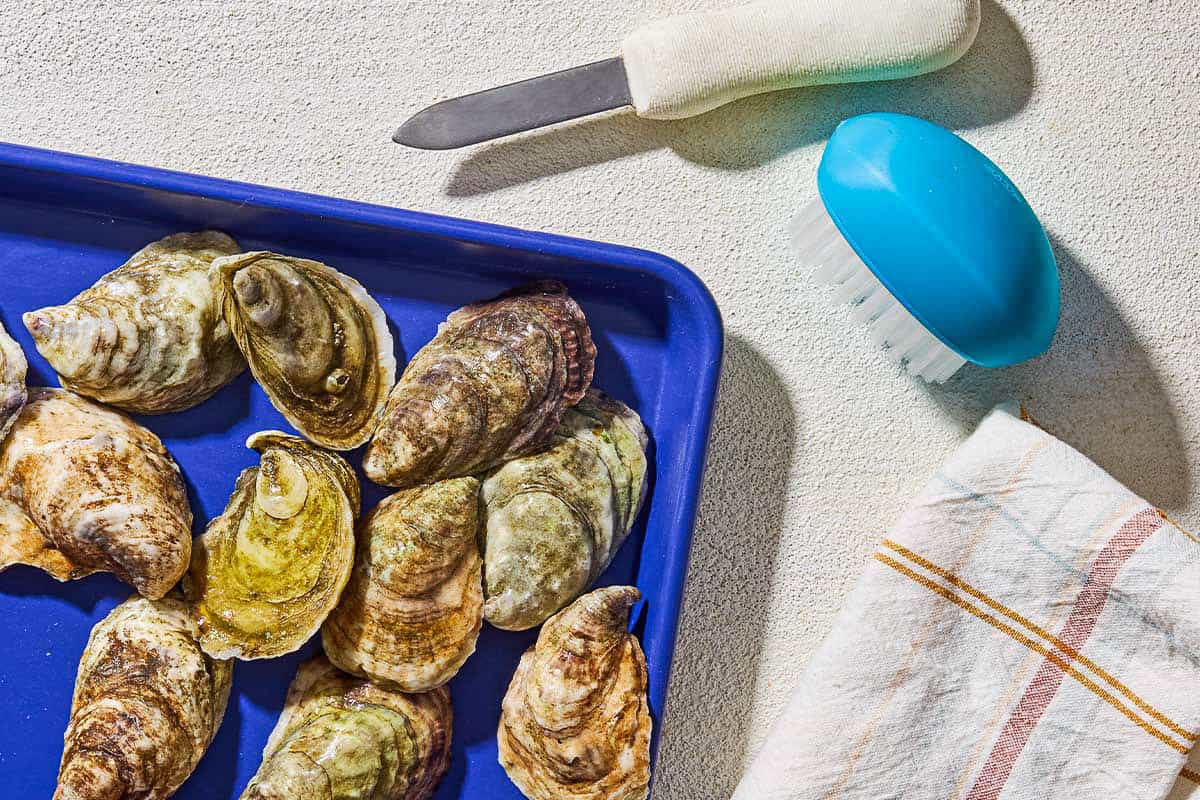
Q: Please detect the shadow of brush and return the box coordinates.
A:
[444,0,1032,195]
[651,335,798,799]
[928,235,1191,508]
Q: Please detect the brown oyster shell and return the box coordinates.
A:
[24,231,246,414]
[0,320,27,441]
[498,586,651,800]
[241,655,452,800]
[185,431,359,660]
[0,388,193,598]
[363,281,596,488]
[55,594,232,800]
[217,251,396,450]
[322,476,483,692]
[481,389,648,630]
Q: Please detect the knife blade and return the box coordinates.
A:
[394,0,981,150]
[394,58,632,150]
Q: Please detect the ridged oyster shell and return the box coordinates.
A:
[241,655,452,800]
[363,281,596,488]
[323,476,483,692]
[0,388,192,598]
[185,431,359,659]
[55,594,232,800]
[481,389,648,630]
[498,586,651,800]
[0,320,28,441]
[217,252,396,450]
[24,231,246,414]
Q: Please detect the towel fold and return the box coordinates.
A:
[735,404,1200,800]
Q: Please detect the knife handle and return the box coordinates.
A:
[621,0,980,120]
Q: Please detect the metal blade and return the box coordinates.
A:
[394,57,632,150]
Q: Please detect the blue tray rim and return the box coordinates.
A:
[0,139,726,774]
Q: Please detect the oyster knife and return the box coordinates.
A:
[394,0,981,150]
[396,58,631,150]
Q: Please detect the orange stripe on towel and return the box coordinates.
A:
[1156,508,1200,546]
[880,539,1197,743]
[874,552,1188,757]
[964,507,1168,800]
[820,441,1051,800]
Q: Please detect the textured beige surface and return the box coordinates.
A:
[3,1,1198,797]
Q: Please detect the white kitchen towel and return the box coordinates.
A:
[734,404,1200,800]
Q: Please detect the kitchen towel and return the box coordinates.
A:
[734,404,1200,799]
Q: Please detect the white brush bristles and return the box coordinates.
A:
[789,197,966,383]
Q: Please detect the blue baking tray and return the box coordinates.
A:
[0,142,722,798]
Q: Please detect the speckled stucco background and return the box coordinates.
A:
[3,0,1198,797]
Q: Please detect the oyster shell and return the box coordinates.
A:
[498,586,651,800]
[363,281,596,488]
[24,231,246,414]
[0,320,28,442]
[0,388,192,598]
[185,431,359,659]
[241,655,452,800]
[55,594,232,800]
[217,252,396,450]
[322,476,483,692]
[481,389,648,630]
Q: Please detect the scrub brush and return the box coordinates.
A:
[790,113,1060,383]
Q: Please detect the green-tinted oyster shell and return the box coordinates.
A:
[363,281,596,488]
[218,252,396,450]
[24,231,246,414]
[241,656,452,800]
[185,431,359,659]
[481,389,648,630]
[322,477,483,692]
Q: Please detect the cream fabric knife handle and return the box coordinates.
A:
[621,0,981,119]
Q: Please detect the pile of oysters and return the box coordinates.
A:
[4,232,653,800]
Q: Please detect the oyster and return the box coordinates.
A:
[323,476,483,692]
[24,231,246,414]
[0,320,28,441]
[0,388,192,598]
[498,586,651,800]
[217,252,396,450]
[481,389,648,630]
[185,431,359,659]
[363,281,596,488]
[241,655,452,800]
[56,594,232,800]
